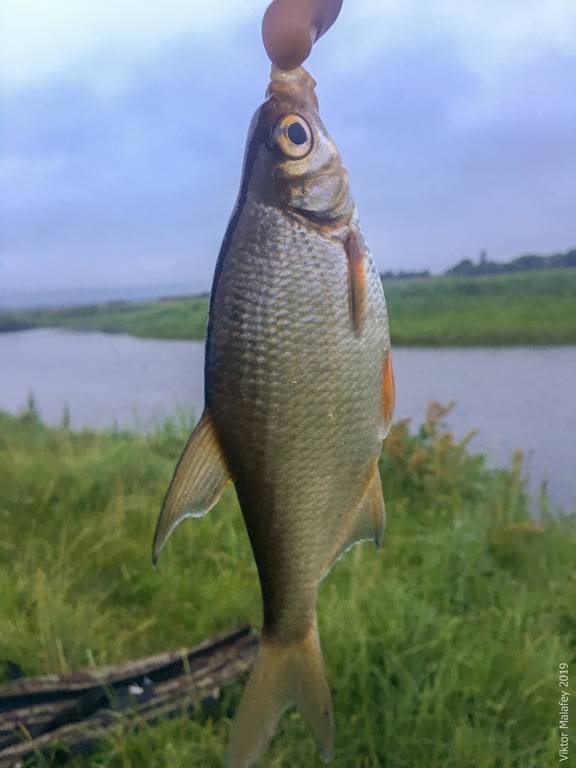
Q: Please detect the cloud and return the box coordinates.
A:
[3,0,576,91]
[1,1,575,299]
[0,0,264,90]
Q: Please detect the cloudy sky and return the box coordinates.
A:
[1,0,575,305]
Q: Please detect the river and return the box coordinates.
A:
[0,329,574,510]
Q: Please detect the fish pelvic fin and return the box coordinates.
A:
[380,351,395,439]
[228,625,334,768]
[152,409,231,565]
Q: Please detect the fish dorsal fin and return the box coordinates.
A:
[345,228,369,335]
[152,410,231,564]
[322,461,385,576]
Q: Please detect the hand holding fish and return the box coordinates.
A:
[153,2,394,766]
[262,0,344,70]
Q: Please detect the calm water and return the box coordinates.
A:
[1,329,575,510]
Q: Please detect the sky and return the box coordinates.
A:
[1,0,575,305]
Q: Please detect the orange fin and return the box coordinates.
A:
[381,352,395,438]
[152,409,231,565]
[345,229,368,335]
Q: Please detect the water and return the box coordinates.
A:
[1,329,575,510]
[0,329,205,431]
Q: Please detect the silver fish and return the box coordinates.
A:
[153,63,394,768]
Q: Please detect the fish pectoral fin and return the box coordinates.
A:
[345,227,369,335]
[152,409,231,565]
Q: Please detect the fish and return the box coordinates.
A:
[152,22,394,768]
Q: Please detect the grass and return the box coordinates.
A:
[0,297,210,341]
[1,402,574,767]
[1,268,575,345]
[386,267,576,345]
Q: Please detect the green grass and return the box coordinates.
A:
[386,268,576,345]
[2,268,575,345]
[1,403,574,767]
[0,297,210,341]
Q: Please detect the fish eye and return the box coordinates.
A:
[270,114,313,159]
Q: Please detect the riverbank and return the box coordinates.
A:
[2,267,575,345]
[1,406,574,766]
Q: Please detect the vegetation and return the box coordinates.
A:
[1,403,574,767]
[1,268,575,346]
[0,297,210,341]
[447,246,576,276]
[386,267,576,345]
[380,268,430,280]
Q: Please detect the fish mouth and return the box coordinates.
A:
[266,66,319,111]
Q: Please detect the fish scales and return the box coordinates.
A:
[207,199,388,636]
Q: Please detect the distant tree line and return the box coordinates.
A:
[380,247,576,281]
[445,247,576,276]
[380,269,431,280]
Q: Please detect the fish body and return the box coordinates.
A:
[153,66,394,767]
[207,182,388,637]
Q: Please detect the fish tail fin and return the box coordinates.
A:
[228,624,334,768]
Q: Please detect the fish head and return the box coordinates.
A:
[244,66,353,224]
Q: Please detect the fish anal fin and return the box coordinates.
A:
[324,462,385,574]
[345,228,368,335]
[381,351,395,438]
[152,409,231,565]
[348,462,385,551]
[228,625,334,768]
